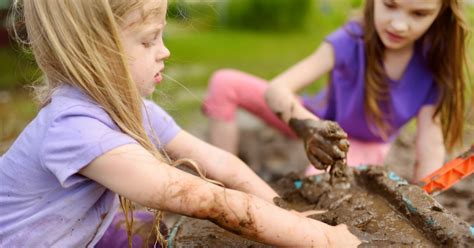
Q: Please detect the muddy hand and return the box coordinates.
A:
[289,118,349,170]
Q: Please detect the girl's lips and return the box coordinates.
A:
[386,30,404,43]
[154,73,163,84]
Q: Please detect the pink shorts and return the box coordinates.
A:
[202,69,390,175]
[202,69,296,137]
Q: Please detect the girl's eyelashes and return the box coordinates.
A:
[142,41,156,48]
[412,11,430,18]
[383,1,396,9]
[142,31,163,48]
[412,11,433,18]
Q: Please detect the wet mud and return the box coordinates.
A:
[171,111,474,247]
[168,218,267,248]
[274,167,472,247]
[385,129,474,228]
[169,166,473,247]
[434,175,474,225]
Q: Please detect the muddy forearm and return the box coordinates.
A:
[152,163,336,246]
[197,187,330,247]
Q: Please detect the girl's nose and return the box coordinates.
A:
[391,18,409,33]
[157,46,170,61]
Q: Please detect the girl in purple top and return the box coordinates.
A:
[203,0,469,182]
[0,0,361,247]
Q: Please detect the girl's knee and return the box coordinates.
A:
[203,69,241,119]
[205,69,241,103]
[209,69,241,90]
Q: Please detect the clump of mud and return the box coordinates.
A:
[168,166,473,247]
[272,166,473,247]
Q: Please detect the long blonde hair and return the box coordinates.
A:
[12,0,170,246]
[362,0,470,150]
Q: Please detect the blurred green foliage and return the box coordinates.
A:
[167,0,315,32]
[219,0,313,31]
[0,0,10,9]
[0,47,38,89]
[167,0,220,30]
[0,0,472,130]
[167,0,190,20]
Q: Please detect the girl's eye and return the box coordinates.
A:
[142,41,155,48]
[383,2,396,9]
[413,12,428,18]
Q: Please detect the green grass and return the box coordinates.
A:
[158,13,346,123]
[0,2,473,151]
[160,4,474,125]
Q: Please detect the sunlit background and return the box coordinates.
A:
[0,0,473,153]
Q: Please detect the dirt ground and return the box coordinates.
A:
[172,111,474,247]
[234,117,474,228]
[271,166,472,246]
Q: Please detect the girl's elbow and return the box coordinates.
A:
[263,84,275,100]
[264,85,285,106]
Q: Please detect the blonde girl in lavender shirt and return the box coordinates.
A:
[0,0,360,247]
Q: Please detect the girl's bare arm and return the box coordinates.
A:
[79,143,360,247]
[265,42,335,123]
[265,43,349,169]
[414,105,445,182]
[164,130,278,203]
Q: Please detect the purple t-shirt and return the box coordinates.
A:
[0,85,181,247]
[303,21,438,142]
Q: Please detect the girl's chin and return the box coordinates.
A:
[139,86,156,97]
[381,39,410,51]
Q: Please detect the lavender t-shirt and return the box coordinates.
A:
[0,85,180,247]
[303,21,438,142]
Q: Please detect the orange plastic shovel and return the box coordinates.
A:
[420,145,474,194]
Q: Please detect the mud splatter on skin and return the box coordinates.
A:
[169,167,473,247]
[271,108,351,184]
[288,118,350,184]
[149,179,258,240]
[185,190,260,239]
[266,95,295,122]
[275,111,283,120]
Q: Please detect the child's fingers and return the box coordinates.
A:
[290,209,327,217]
[321,121,348,139]
[308,146,334,165]
[338,139,350,152]
[301,209,327,216]
[309,135,346,159]
[306,153,328,170]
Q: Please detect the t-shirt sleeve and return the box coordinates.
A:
[143,100,181,148]
[423,82,439,105]
[324,22,362,70]
[40,106,138,188]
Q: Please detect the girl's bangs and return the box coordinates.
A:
[139,0,167,25]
